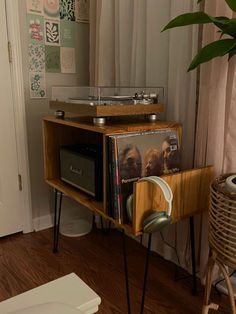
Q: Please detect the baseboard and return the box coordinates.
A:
[33,210,93,232]
[33,214,53,232]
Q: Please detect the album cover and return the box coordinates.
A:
[106,136,121,222]
[110,129,181,223]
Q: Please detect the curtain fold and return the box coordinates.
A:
[89,0,170,88]
[158,0,199,271]
[167,0,199,171]
[194,0,235,282]
[223,58,236,172]
[89,0,200,272]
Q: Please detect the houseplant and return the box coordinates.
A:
[162,0,236,71]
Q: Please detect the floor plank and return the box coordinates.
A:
[0,227,231,313]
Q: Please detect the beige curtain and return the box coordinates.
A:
[194,0,236,281]
[89,0,170,89]
[89,0,201,271]
[150,0,199,271]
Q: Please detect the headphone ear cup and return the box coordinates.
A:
[126,194,133,222]
[143,211,172,233]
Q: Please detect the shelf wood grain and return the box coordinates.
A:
[133,166,214,235]
[43,116,182,135]
[43,116,213,237]
[49,100,164,117]
[45,178,133,234]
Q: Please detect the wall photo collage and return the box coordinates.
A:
[27,0,89,98]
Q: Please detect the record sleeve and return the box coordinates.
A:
[114,129,181,223]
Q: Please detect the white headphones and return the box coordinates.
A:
[126,176,173,233]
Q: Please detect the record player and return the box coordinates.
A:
[50,86,164,125]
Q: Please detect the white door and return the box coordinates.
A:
[0,0,24,236]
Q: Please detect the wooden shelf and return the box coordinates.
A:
[43,116,183,235]
[46,178,104,213]
[43,116,181,135]
[42,116,213,236]
[49,100,164,117]
[133,166,214,236]
[46,178,133,234]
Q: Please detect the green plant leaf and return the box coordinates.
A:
[213,18,236,38]
[215,16,230,21]
[219,31,224,39]
[162,12,212,32]
[163,11,236,37]
[225,0,236,12]
[197,0,204,3]
[188,39,236,71]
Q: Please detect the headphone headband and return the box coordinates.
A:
[139,176,173,216]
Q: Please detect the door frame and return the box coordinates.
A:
[5,0,33,233]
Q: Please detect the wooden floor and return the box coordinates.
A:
[0,227,230,313]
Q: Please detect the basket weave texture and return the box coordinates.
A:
[209,174,236,269]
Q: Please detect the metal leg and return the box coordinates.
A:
[140,234,143,245]
[100,216,105,233]
[53,189,63,253]
[92,213,95,228]
[100,216,111,235]
[140,234,152,314]
[53,189,58,252]
[122,229,131,314]
[190,216,197,295]
[122,231,152,314]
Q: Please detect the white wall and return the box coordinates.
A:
[18,2,90,229]
[18,0,172,230]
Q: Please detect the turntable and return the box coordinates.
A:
[50,86,164,125]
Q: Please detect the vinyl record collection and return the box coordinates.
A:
[106,129,181,224]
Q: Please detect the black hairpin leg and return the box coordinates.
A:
[140,234,143,245]
[53,189,63,253]
[122,229,131,314]
[140,233,152,314]
[190,216,197,295]
[100,216,111,235]
[92,213,96,228]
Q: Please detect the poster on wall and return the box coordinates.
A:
[28,44,45,72]
[75,0,89,23]
[45,46,61,72]
[60,20,75,47]
[29,72,46,98]
[60,0,75,21]
[44,19,60,46]
[26,0,79,97]
[44,0,60,19]
[60,47,76,73]
[26,0,43,15]
[27,14,44,44]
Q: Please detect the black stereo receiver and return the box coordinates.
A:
[59,145,103,201]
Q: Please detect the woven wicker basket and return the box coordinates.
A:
[209,174,236,269]
[202,173,236,314]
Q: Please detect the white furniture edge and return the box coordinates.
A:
[0,273,101,314]
[5,0,33,233]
